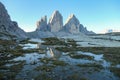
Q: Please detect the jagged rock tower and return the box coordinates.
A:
[36,16,48,31]
[48,10,63,32]
[64,14,80,34]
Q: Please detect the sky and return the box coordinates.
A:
[1,0,120,33]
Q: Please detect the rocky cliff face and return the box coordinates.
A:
[29,10,95,38]
[64,14,80,34]
[0,2,27,39]
[36,16,49,31]
[79,24,95,35]
[48,10,63,32]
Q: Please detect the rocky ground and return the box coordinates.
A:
[0,37,120,80]
[62,33,120,47]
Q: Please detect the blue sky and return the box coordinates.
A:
[1,0,120,33]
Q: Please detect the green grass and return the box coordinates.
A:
[40,58,68,66]
[9,61,25,72]
[69,53,94,60]
[77,63,103,69]
[67,73,88,80]
[40,58,53,64]
[67,73,79,80]
[56,47,120,65]
[110,67,120,77]
[20,38,38,44]
[67,39,79,47]
[80,47,120,65]
[35,65,55,72]
[35,72,52,80]
[0,61,25,80]
[0,32,17,39]
[41,37,67,46]
[56,46,78,52]
[52,60,68,66]
[0,39,17,52]
[41,37,78,47]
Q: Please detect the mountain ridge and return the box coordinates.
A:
[0,2,95,39]
[0,2,27,40]
[28,10,95,38]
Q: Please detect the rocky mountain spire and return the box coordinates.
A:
[0,2,27,39]
[79,24,95,34]
[64,14,80,34]
[36,16,48,31]
[48,10,63,32]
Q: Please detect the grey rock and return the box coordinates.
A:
[64,14,80,34]
[36,16,49,31]
[0,2,27,39]
[79,24,95,35]
[27,31,55,38]
[48,10,63,32]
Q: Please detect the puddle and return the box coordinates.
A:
[77,51,111,67]
[29,39,44,43]
[1,39,120,80]
[5,63,17,67]
[116,64,120,68]
[14,52,45,80]
[13,53,45,64]
[60,55,94,65]
[19,43,37,49]
[61,51,111,68]
[77,51,103,61]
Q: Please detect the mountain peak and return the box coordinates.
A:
[64,14,80,34]
[0,2,27,39]
[53,10,59,14]
[65,14,79,25]
[69,14,75,18]
[48,10,63,32]
[0,2,4,7]
[49,10,61,23]
[36,15,48,31]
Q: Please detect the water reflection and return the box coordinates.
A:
[8,39,120,80]
[19,43,37,49]
[37,43,61,58]
[13,53,45,64]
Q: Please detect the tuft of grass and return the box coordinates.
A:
[20,38,38,44]
[52,60,68,66]
[68,52,94,60]
[76,63,103,69]
[0,73,4,80]
[40,58,53,64]
[56,47,79,52]
[110,67,120,77]
[41,37,67,46]
[35,72,52,80]
[67,73,79,80]
[57,47,120,65]
[79,47,120,65]
[35,65,55,72]
[67,39,79,47]
[9,61,25,72]
[0,61,25,80]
